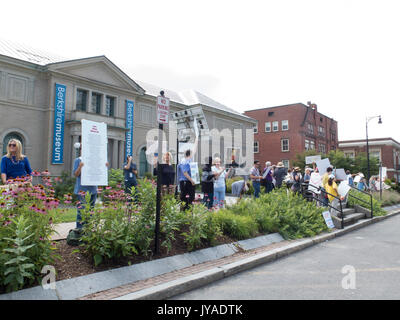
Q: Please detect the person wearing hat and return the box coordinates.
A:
[325,173,345,216]
[273,162,287,188]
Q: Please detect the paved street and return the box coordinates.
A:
[172,214,400,300]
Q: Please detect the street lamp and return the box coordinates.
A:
[366,115,382,188]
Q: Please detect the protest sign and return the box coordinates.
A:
[338,181,351,197]
[322,210,335,229]
[81,119,108,186]
[190,162,200,184]
[334,168,347,181]
[316,158,331,176]
[305,155,321,164]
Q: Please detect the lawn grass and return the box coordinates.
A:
[51,207,77,223]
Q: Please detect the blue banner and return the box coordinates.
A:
[125,100,134,160]
[52,83,66,164]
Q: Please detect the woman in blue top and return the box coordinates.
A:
[1,139,32,184]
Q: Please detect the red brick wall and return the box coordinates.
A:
[245,103,338,167]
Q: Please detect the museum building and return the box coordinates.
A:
[0,39,256,177]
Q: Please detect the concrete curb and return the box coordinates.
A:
[114,207,400,300]
[2,206,399,300]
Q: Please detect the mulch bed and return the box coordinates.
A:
[52,230,237,282]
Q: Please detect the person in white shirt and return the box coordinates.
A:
[309,167,323,206]
[212,157,232,208]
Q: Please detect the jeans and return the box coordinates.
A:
[264,180,274,194]
[253,181,261,198]
[76,193,97,229]
[214,186,226,208]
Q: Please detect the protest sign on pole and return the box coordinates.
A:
[81,119,108,186]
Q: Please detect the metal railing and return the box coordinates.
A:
[301,182,344,229]
[347,184,374,219]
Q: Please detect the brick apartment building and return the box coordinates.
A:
[244,102,338,168]
[339,137,400,182]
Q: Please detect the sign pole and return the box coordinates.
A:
[154,91,169,255]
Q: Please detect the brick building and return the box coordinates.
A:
[339,137,400,182]
[244,102,338,168]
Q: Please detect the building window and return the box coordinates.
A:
[106,96,115,117]
[282,120,289,131]
[318,126,325,137]
[307,123,314,134]
[281,139,289,152]
[305,139,310,150]
[254,141,259,153]
[268,111,274,116]
[265,122,271,132]
[310,140,315,150]
[91,92,102,114]
[282,160,290,168]
[370,150,381,162]
[272,121,279,132]
[253,124,258,134]
[344,151,355,159]
[319,143,326,154]
[139,105,154,125]
[76,89,88,111]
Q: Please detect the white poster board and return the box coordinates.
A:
[334,168,347,181]
[379,167,387,179]
[322,210,335,229]
[81,119,108,186]
[190,162,200,185]
[338,181,351,197]
[316,158,331,176]
[305,155,321,164]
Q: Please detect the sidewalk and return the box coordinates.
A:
[3,204,399,300]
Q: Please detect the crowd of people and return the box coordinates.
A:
[1,139,390,228]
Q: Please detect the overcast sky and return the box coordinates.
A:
[2,0,399,142]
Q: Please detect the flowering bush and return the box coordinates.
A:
[0,177,58,293]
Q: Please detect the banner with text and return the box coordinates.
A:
[125,100,134,160]
[52,83,66,164]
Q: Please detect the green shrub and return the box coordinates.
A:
[213,209,259,240]
[348,189,386,216]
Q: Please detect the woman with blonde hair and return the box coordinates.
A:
[1,139,32,184]
[153,151,176,195]
[212,157,232,208]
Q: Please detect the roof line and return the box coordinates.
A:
[244,103,306,113]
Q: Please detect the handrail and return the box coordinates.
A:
[301,182,344,229]
[347,184,373,219]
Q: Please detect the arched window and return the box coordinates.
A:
[2,132,24,156]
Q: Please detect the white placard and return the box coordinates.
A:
[338,181,351,197]
[81,119,108,186]
[379,167,387,179]
[190,162,200,185]
[322,210,335,229]
[334,168,347,181]
[305,155,321,164]
[316,158,331,176]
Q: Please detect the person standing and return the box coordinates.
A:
[273,162,287,188]
[325,174,345,217]
[178,150,196,211]
[73,143,108,229]
[123,155,138,200]
[212,157,232,208]
[201,156,215,209]
[346,170,354,187]
[250,160,263,198]
[309,167,323,206]
[153,152,175,196]
[262,161,274,194]
[1,139,32,184]
[321,167,333,206]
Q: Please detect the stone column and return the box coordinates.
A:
[112,139,119,169]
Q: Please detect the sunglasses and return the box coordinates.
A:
[8,144,16,147]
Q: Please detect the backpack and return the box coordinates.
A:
[66,228,83,246]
